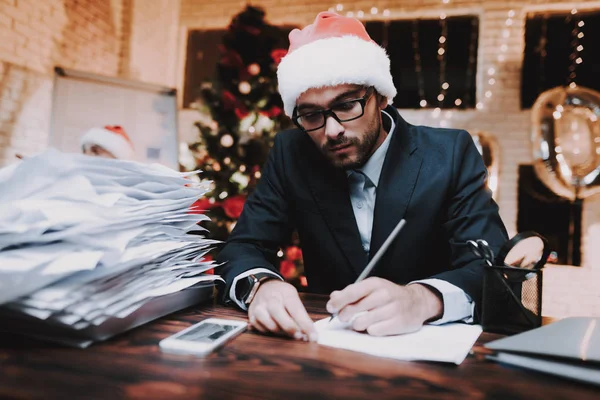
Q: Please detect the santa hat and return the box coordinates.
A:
[277,12,397,117]
[80,125,135,160]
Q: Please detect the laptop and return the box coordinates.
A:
[484,317,600,386]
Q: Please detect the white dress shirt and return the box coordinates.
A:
[230,110,474,325]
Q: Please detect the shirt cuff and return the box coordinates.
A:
[409,278,474,325]
[229,268,283,311]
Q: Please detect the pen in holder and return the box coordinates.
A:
[471,232,551,335]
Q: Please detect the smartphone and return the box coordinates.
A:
[159,318,248,356]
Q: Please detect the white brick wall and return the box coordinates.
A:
[179,0,600,317]
[126,0,180,86]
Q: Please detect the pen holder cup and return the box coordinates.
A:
[481,265,543,335]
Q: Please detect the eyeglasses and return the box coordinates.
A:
[292,87,375,132]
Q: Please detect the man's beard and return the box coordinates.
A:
[321,117,382,170]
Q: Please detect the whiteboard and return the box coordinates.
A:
[49,67,179,169]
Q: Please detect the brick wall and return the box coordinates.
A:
[0,0,125,165]
[0,0,178,165]
[179,0,600,317]
[126,0,180,86]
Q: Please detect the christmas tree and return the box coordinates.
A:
[184,5,306,290]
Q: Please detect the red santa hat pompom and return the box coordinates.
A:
[80,125,135,160]
[276,12,397,117]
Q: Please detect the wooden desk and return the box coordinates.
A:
[0,294,597,399]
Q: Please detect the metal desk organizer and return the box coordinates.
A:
[470,232,551,335]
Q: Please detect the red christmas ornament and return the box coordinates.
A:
[280,260,296,279]
[234,105,250,119]
[202,254,214,275]
[188,198,220,214]
[285,246,303,262]
[270,49,287,65]
[222,195,246,219]
[260,106,282,118]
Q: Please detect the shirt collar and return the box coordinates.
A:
[347,110,395,187]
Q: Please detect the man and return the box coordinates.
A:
[217,12,508,342]
[80,125,135,160]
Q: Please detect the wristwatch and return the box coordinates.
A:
[240,274,275,305]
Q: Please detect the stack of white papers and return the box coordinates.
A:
[0,149,222,332]
[314,317,482,365]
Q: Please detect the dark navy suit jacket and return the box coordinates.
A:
[217,106,508,313]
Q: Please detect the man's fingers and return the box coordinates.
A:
[267,302,302,338]
[337,289,389,322]
[352,302,395,332]
[252,305,280,333]
[327,278,379,313]
[249,314,267,333]
[284,295,317,340]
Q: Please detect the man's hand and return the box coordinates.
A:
[326,277,443,336]
[248,280,317,341]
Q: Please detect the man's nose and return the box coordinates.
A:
[324,115,344,140]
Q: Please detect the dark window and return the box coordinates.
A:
[521,10,600,109]
[365,16,479,109]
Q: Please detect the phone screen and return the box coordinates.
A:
[177,322,238,343]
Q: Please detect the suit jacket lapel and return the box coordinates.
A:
[304,146,368,277]
[369,109,423,261]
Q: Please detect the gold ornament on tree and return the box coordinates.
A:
[220,134,234,148]
[247,63,261,76]
[238,81,251,94]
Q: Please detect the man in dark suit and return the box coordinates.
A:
[217,11,509,342]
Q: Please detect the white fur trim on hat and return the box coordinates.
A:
[277,35,397,117]
[80,127,134,160]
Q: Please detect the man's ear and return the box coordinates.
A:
[378,94,388,110]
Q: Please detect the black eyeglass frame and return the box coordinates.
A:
[292,87,376,132]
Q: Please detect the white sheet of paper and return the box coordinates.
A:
[41,250,104,276]
[0,161,18,185]
[0,242,76,272]
[314,317,482,365]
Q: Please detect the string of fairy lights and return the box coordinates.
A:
[433,1,456,126]
[328,3,390,19]
[412,20,427,108]
[536,7,586,102]
[437,9,448,109]
[476,9,513,111]
[566,8,585,89]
